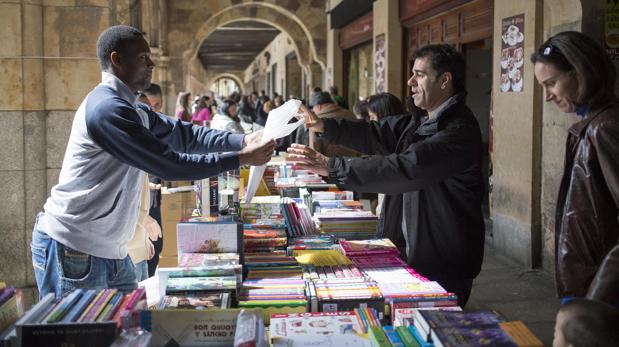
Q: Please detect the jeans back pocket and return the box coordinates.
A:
[58,243,92,280]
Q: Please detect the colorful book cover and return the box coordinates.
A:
[159,293,229,310]
[81,289,117,322]
[270,311,370,347]
[96,292,124,322]
[160,266,238,278]
[77,290,106,322]
[176,221,241,253]
[498,321,543,347]
[431,326,517,347]
[420,310,506,329]
[166,276,237,294]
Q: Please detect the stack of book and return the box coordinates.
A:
[287,235,336,254]
[281,198,316,236]
[314,211,378,239]
[0,284,23,333]
[244,228,288,254]
[238,278,308,323]
[301,264,364,280]
[13,288,145,347]
[164,274,238,305]
[406,310,528,347]
[308,278,384,318]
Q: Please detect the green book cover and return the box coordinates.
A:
[370,326,392,347]
[396,326,420,347]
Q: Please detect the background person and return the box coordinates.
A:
[532,31,619,306]
[288,44,485,307]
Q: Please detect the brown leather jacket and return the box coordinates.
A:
[555,101,619,305]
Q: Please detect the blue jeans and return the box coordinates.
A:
[133,260,148,282]
[31,215,137,299]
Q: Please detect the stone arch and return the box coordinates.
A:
[543,0,582,35]
[183,2,326,96]
[211,73,244,94]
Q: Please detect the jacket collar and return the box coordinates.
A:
[568,101,617,137]
[415,92,465,136]
[101,71,139,106]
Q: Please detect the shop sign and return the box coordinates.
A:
[605,0,619,60]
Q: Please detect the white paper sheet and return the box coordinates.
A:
[244,99,303,202]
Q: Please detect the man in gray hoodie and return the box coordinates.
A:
[31,25,275,298]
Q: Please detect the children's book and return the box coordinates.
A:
[270,311,370,347]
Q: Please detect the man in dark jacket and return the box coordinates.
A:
[288,44,485,307]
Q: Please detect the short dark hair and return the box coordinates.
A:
[310,91,333,107]
[352,100,369,120]
[217,99,237,117]
[143,82,161,96]
[412,44,465,94]
[96,25,145,70]
[531,31,616,109]
[329,86,338,95]
[559,299,619,347]
[367,93,404,119]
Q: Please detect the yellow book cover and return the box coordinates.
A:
[293,250,352,266]
[499,321,543,347]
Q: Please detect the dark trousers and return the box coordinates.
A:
[147,206,162,277]
[437,277,474,308]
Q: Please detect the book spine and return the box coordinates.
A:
[46,289,83,323]
[61,290,96,323]
[97,292,124,322]
[77,290,105,322]
[82,289,116,322]
[384,326,406,347]
[396,326,420,347]
[369,326,391,347]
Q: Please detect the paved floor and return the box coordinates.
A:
[466,244,559,346]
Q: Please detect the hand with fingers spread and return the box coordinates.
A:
[239,138,277,166]
[298,104,324,133]
[286,143,330,176]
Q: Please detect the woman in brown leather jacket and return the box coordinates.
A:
[532,31,619,305]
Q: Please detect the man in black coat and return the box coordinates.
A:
[288,44,485,307]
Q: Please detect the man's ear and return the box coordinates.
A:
[441,71,453,90]
[110,51,121,69]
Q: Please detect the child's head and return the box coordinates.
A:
[553,299,619,347]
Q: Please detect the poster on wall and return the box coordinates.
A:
[605,0,619,60]
[375,34,386,94]
[499,14,525,93]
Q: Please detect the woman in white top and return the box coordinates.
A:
[210,99,244,134]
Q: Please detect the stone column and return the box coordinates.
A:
[491,0,544,268]
[326,14,343,92]
[373,0,403,95]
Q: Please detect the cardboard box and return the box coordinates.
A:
[158,255,178,268]
[161,191,195,223]
[161,220,179,257]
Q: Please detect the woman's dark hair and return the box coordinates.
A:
[531,31,616,108]
[217,99,237,118]
[366,93,404,119]
[559,299,619,347]
[412,44,465,94]
[352,100,370,120]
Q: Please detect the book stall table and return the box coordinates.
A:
[1,159,542,346]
